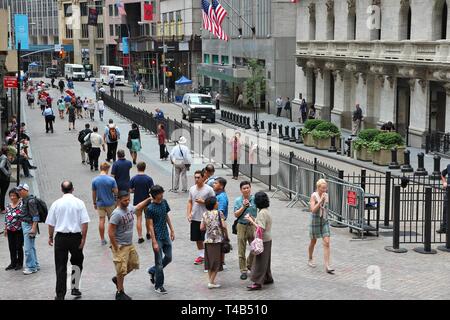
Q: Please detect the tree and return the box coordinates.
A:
[244,59,266,108]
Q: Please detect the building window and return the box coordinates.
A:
[400,3,412,40]
[114,4,118,16]
[326,10,334,40]
[204,54,210,64]
[82,24,89,38]
[65,25,73,39]
[222,55,229,65]
[309,5,316,40]
[212,55,219,64]
[433,0,448,40]
[115,24,121,37]
[97,23,103,38]
[95,1,103,15]
[109,4,113,16]
[80,2,88,16]
[110,24,114,36]
[348,11,356,40]
[64,4,71,17]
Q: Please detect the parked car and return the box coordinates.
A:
[181,93,216,123]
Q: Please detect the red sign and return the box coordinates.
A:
[143,3,153,21]
[3,76,18,88]
[347,190,357,207]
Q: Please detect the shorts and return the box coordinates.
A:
[190,221,206,242]
[97,205,116,218]
[112,245,140,276]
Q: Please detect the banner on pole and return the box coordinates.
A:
[122,37,129,54]
[14,14,29,50]
[88,8,98,26]
[144,3,153,21]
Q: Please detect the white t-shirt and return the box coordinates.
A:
[97,100,105,111]
[46,194,90,233]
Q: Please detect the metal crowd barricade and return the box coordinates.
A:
[288,167,326,208]
[271,160,299,206]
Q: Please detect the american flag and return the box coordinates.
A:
[116,0,126,16]
[201,0,214,33]
[212,0,227,26]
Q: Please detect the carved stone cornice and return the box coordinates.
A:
[418,79,427,91]
[372,0,381,6]
[296,57,307,68]
[377,75,385,87]
[306,60,316,69]
[386,76,395,89]
[326,0,334,14]
[314,68,323,79]
[324,62,337,70]
[345,63,357,73]
[398,66,418,78]
[400,0,410,8]
[308,3,315,16]
[332,70,344,82]
[408,79,416,91]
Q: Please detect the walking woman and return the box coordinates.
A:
[127,123,141,165]
[200,196,228,289]
[83,97,90,118]
[0,147,11,214]
[245,191,273,290]
[308,179,334,274]
[4,188,24,270]
[229,132,241,180]
[88,99,96,121]
[58,97,65,119]
[67,101,76,131]
[157,123,167,161]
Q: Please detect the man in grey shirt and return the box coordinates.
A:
[187,169,215,265]
[109,190,152,300]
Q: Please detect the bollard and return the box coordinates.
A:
[401,150,414,173]
[328,135,337,153]
[340,137,346,155]
[346,136,352,157]
[385,185,408,253]
[268,147,272,191]
[220,110,224,120]
[430,155,441,180]
[290,127,296,142]
[414,187,437,254]
[246,117,251,129]
[414,152,428,176]
[278,125,283,139]
[260,121,265,132]
[239,115,243,127]
[380,171,393,229]
[389,147,400,170]
[425,134,430,154]
[283,126,290,141]
[267,122,272,136]
[296,128,303,144]
[438,187,450,252]
[273,123,277,131]
[120,90,124,102]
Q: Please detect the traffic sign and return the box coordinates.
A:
[347,190,357,207]
[3,76,18,88]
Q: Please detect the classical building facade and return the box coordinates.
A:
[294,0,450,148]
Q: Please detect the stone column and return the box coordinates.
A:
[409,79,429,148]
[377,75,396,126]
[314,68,331,121]
[445,84,450,133]
[331,70,345,128]
[73,0,82,65]
[293,64,308,122]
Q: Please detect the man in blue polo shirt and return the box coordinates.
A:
[111,149,132,192]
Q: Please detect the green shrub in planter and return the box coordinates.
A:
[353,129,381,151]
[301,119,326,135]
[368,132,404,153]
[311,121,341,140]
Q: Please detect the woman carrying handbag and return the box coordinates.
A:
[245,192,273,291]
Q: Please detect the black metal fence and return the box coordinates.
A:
[426,131,450,156]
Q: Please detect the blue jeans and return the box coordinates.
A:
[22,222,39,271]
[148,238,172,289]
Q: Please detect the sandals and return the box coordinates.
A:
[326,266,335,274]
[307,259,317,268]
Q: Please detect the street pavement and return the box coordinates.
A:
[1,78,450,300]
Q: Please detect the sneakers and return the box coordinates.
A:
[208,283,221,289]
[23,268,37,275]
[115,291,132,300]
[71,288,82,297]
[138,238,145,244]
[194,257,204,265]
[148,270,155,284]
[154,287,168,294]
[101,239,107,246]
[204,269,208,273]
[240,273,248,280]
[308,260,317,268]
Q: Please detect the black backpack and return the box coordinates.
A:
[78,129,90,144]
[29,196,48,223]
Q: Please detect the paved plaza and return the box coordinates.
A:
[1,80,450,300]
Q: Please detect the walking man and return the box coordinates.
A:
[92,162,118,245]
[146,185,175,294]
[86,127,105,171]
[187,170,215,265]
[109,191,152,300]
[104,120,120,162]
[17,183,41,275]
[78,124,92,165]
[276,96,283,117]
[438,164,450,234]
[111,149,133,192]
[46,181,90,300]
[284,97,291,119]
[130,162,154,243]
[233,181,258,280]
[352,104,364,136]
[97,97,105,122]
[169,136,192,193]
[42,105,55,133]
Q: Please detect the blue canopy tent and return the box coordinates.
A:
[175,76,193,102]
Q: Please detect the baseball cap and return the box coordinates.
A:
[16,183,30,191]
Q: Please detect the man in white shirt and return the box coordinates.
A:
[97,98,105,122]
[46,180,90,300]
[169,136,192,193]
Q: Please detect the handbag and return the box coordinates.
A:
[217,211,232,254]
[126,140,132,149]
[250,227,264,255]
[232,206,247,235]
[178,146,190,170]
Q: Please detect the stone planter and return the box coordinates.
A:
[313,136,341,150]
[372,146,406,166]
[356,147,372,161]
[303,133,315,147]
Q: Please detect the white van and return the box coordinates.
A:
[64,64,86,81]
[100,65,125,85]
[181,93,216,123]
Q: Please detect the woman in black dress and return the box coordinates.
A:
[68,102,76,131]
[127,123,141,165]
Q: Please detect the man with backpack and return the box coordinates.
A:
[17,183,47,275]
[104,120,120,162]
[78,124,92,165]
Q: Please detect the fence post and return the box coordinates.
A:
[381,171,393,229]
[414,187,437,254]
[221,133,225,169]
[385,185,408,253]
[267,122,272,136]
[250,146,253,183]
[330,170,347,228]
[430,155,441,180]
[120,90,124,102]
[283,126,290,141]
[290,127,296,142]
[296,129,303,144]
[278,125,283,139]
[414,152,428,176]
[289,151,294,200]
[438,186,450,252]
[389,147,400,170]
[361,169,366,191]
[268,146,272,191]
[328,136,337,153]
[401,150,414,173]
[260,121,265,131]
[313,157,318,172]
[425,134,430,154]
[346,136,352,157]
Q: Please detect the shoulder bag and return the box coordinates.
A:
[231,206,247,235]
[179,146,190,171]
[250,226,264,255]
[217,211,232,254]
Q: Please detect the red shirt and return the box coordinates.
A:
[158,129,166,145]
